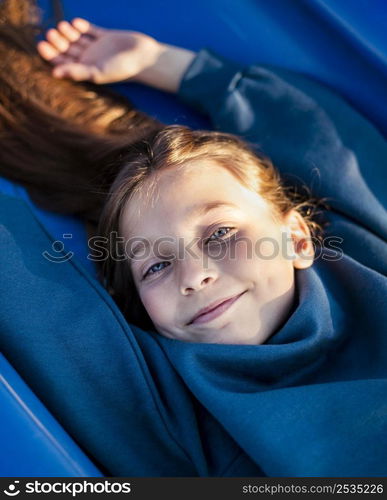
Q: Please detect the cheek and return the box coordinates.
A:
[225,226,286,265]
[228,232,294,290]
[225,233,285,271]
[255,238,281,259]
[263,254,295,299]
[139,286,173,325]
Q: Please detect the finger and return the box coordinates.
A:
[53,62,100,82]
[57,20,81,43]
[46,28,70,53]
[37,40,60,61]
[71,17,103,38]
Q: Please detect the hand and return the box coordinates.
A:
[37,18,196,93]
[37,18,162,84]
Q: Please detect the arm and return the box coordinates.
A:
[37,18,196,92]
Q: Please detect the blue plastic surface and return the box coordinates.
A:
[0,354,102,477]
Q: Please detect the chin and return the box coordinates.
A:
[224,336,259,346]
[221,326,269,345]
[202,329,260,345]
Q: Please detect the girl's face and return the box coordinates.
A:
[120,161,313,344]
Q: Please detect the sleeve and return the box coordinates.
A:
[178,49,387,249]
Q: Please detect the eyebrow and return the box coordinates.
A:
[129,201,238,260]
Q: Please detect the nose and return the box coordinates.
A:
[179,255,218,295]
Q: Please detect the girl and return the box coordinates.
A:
[1,4,386,476]
[38,18,319,344]
[34,18,387,478]
[38,18,386,345]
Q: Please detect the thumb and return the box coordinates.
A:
[53,63,100,82]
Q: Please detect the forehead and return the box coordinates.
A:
[120,160,267,237]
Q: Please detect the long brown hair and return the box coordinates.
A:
[0,0,162,224]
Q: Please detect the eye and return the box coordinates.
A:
[206,227,235,243]
[143,261,170,280]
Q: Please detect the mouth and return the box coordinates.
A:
[187,291,246,326]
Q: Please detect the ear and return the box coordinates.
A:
[282,209,315,270]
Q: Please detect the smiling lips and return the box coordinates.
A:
[188,291,246,325]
